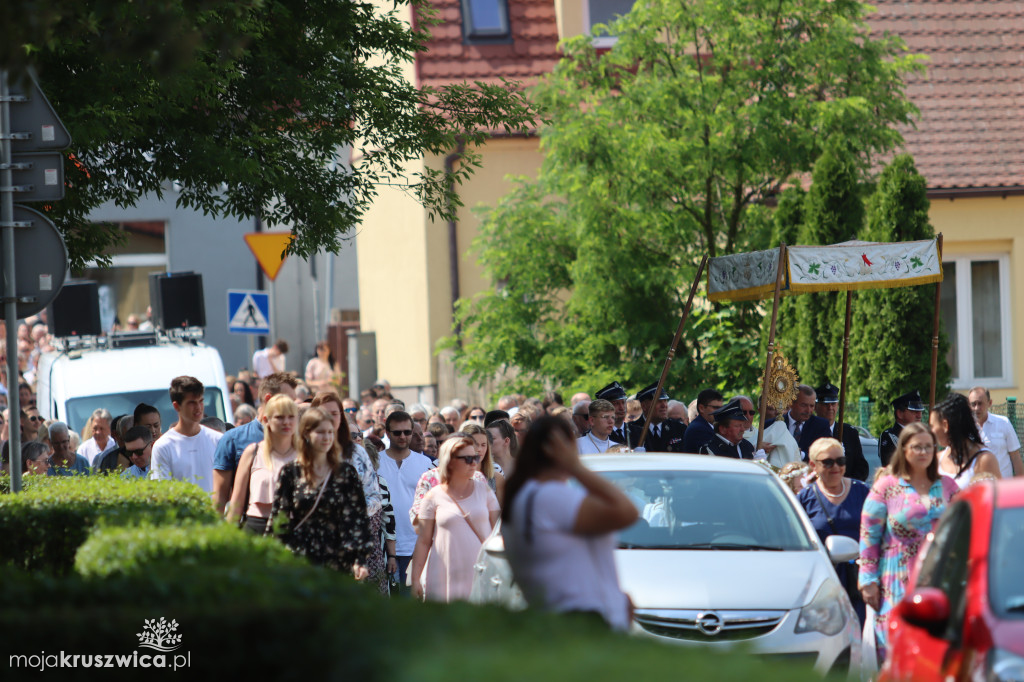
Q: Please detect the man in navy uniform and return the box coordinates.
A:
[699,399,756,460]
[597,381,633,448]
[878,390,924,467]
[782,384,832,457]
[682,388,723,453]
[634,382,686,452]
[814,381,868,481]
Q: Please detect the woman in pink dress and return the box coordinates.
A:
[410,435,500,602]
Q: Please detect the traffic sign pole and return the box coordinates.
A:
[1,70,23,491]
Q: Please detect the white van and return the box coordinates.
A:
[37,335,230,433]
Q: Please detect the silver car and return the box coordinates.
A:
[472,453,862,676]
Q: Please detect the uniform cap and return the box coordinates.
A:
[636,382,670,402]
[595,381,627,402]
[815,381,840,404]
[712,399,747,423]
[893,390,924,411]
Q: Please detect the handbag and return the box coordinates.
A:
[811,483,861,602]
[292,471,331,532]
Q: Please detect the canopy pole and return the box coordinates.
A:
[837,290,853,443]
[929,233,944,409]
[636,255,708,450]
[757,244,788,447]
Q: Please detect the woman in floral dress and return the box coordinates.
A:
[271,408,376,578]
[859,422,958,661]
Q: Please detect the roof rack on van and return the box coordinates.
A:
[53,327,205,352]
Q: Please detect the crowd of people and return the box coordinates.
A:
[1,325,1020,660]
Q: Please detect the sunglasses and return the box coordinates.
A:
[454,455,482,464]
[817,457,847,469]
[389,429,412,436]
[127,448,149,458]
[344,407,358,414]
[742,410,757,417]
[28,416,43,422]
[470,414,486,420]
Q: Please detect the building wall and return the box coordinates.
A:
[929,194,1022,402]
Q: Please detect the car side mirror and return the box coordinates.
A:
[825,535,859,564]
[896,587,950,634]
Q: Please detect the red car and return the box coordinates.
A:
[880,478,1024,682]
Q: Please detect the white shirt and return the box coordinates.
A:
[251,348,284,378]
[979,413,1021,478]
[149,425,223,493]
[577,433,612,454]
[377,450,434,556]
[77,436,118,466]
[504,479,630,631]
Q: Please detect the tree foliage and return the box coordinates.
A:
[448,0,922,398]
[793,136,866,386]
[15,0,538,268]
[848,154,950,433]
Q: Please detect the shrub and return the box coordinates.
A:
[75,523,302,578]
[0,476,217,573]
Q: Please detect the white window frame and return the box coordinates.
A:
[584,0,634,48]
[944,253,1013,389]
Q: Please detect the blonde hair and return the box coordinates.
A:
[438,435,476,484]
[808,437,844,463]
[262,394,299,470]
[459,421,494,480]
[778,462,810,493]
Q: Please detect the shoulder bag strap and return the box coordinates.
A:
[450,492,488,544]
[293,471,331,532]
[811,483,837,534]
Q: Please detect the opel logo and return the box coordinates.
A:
[695,611,724,636]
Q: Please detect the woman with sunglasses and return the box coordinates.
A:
[410,435,499,602]
[859,422,958,662]
[797,438,869,625]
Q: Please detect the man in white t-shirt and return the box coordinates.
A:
[77,407,119,466]
[577,399,616,454]
[376,410,432,595]
[150,375,223,494]
[252,339,288,379]
[969,386,1022,478]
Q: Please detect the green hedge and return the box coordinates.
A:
[75,523,302,578]
[0,476,217,573]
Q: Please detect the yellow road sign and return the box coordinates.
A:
[244,232,293,281]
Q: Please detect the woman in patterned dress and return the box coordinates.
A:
[311,391,386,590]
[859,422,958,661]
[271,408,376,578]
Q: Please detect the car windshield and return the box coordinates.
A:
[65,388,226,433]
[602,469,815,551]
[990,507,1024,618]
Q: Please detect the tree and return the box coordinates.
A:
[15,0,538,268]
[449,0,922,398]
[848,154,950,433]
[793,136,866,386]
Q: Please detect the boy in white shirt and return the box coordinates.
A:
[577,399,616,454]
[150,376,223,494]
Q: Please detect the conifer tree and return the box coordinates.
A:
[793,137,865,387]
[848,154,950,433]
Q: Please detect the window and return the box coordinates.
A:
[941,254,1013,388]
[586,0,636,46]
[460,0,510,42]
[915,502,971,641]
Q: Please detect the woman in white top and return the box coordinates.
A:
[930,392,1001,489]
[502,416,639,631]
[226,394,298,533]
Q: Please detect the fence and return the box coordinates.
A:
[855,396,1022,443]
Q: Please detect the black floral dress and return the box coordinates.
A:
[271,461,376,573]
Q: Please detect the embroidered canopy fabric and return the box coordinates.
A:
[707,239,942,302]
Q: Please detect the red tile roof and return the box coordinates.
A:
[866,0,1024,190]
[416,0,561,88]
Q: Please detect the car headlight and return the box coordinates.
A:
[988,648,1024,682]
[794,579,847,636]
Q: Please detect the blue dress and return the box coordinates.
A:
[798,479,870,624]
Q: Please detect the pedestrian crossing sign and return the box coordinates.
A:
[227,290,270,335]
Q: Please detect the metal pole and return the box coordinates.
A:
[636,255,708,450]
[929,233,944,409]
[837,290,853,443]
[756,244,788,447]
[1,70,22,491]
